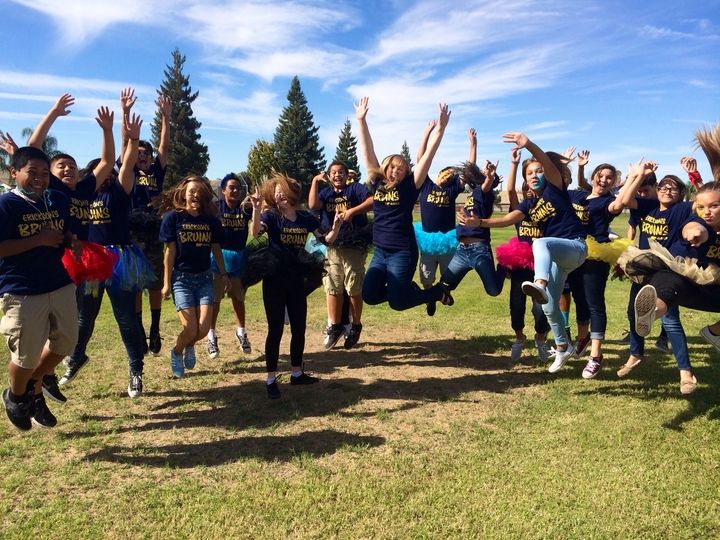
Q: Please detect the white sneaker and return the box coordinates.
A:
[700,326,720,356]
[535,336,550,363]
[634,285,657,337]
[548,344,575,373]
[511,338,526,361]
[521,281,548,304]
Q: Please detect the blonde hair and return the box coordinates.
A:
[154,176,218,216]
[367,154,411,189]
[694,121,720,182]
[261,173,301,211]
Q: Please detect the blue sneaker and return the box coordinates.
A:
[171,348,184,378]
[184,345,197,370]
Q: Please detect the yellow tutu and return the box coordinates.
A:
[586,236,634,265]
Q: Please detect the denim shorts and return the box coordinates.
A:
[172,269,214,311]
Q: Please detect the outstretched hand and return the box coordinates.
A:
[120,87,137,113]
[562,146,577,162]
[51,94,74,118]
[156,95,172,117]
[425,119,437,134]
[510,147,521,164]
[457,209,481,228]
[124,113,143,140]
[685,226,706,247]
[577,150,590,167]
[468,127,477,144]
[0,131,18,155]
[502,132,529,151]
[484,160,498,179]
[95,106,114,131]
[354,97,369,121]
[249,186,262,209]
[437,103,451,128]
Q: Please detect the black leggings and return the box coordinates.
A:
[510,267,549,334]
[262,272,307,373]
[650,271,720,313]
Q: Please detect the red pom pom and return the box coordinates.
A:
[495,237,534,270]
[62,241,119,285]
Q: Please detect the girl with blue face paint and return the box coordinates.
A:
[475,133,589,373]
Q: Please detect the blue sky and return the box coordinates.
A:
[1,0,718,187]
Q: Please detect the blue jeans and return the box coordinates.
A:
[627,281,691,370]
[171,269,214,311]
[532,237,588,348]
[568,259,610,340]
[440,241,504,296]
[70,284,145,373]
[362,246,443,310]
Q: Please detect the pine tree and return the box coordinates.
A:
[273,76,326,201]
[401,140,414,168]
[247,139,278,186]
[152,48,209,188]
[334,118,361,180]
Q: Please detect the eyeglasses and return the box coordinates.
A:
[658,186,680,193]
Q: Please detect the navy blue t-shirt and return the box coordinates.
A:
[87,181,132,246]
[419,176,462,234]
[318,182,371,233]
[0,190,73,295]
[667,216,719,268]
[261,210,320,253]
[160,210,224,273]
[569,191,617,243]
[515,181,586,240]
[371,173,419,251]
[218,199,251,252]
[631,199,694,249]
[456,185,494,241]
[49,172,97,241]
[126,156,165,214]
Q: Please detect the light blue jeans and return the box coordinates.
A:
[532,237,588,348]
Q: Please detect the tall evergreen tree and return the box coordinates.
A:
[273,76,326,201]
[334,118,361,180]
[400,140,414,169]
[152,48,209,188]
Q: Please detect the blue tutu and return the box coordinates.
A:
[85,244,155,295]
[211,248,248,279]
[413,223,458,256]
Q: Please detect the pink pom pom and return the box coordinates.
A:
[495,237,534,269]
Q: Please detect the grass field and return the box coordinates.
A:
[2,214,720,539]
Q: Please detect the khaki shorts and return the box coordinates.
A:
[213,273,246,302]
[0,283,78,369]
[323,246,367,296]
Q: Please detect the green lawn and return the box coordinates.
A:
[2,213,720,539]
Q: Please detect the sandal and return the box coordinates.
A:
[439,283,454,306]
[680,375,698,395]
[617,357,642,378]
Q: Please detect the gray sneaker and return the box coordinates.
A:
[206,337,219,359]
[58,355,89,386]
[237,332,251,354]
[700,326,720,356]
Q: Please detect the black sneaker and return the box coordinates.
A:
[290,372,320,385]
[426,301,437,317]
[59,355,89,386]
[42,374,67,404]
[324,324,345,350]
[128,372,143,398]
[344,323,362,350]
[267,380,281,400]
[149,332,162,356]
[2,387,32,431]
[31,394,57,428]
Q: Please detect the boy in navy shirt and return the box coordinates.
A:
[119,88,171,356]
[0,147,81,430]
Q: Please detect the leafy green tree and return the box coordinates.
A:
[273,76,326,201]
[334,118,361,180]
[401,140,414,169]
[247,139,278,185]
[151,48,209,188]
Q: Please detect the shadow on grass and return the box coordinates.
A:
[81,429,385,467]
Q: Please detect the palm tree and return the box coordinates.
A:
[20,127,62,159]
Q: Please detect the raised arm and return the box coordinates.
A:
[507,148,521,210]
[503,132,562,189]
[618,158,657,210]
[91,106,116,189]
[28,94,74,150]
[119,113,142,195]
[477,209,526,229]
[481,160,498,193]
[354,97,380,171]
[249,187,264,238]
[156,95,172,169]
[416,120,436,164]
[680,156,703,188]
[576,150,591,191]
[0,131,18,156]
[414,103,451,188]
[308,172,326,211]
[683,220,709,247]
[119,87,137,158]
[468,128,477,164]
